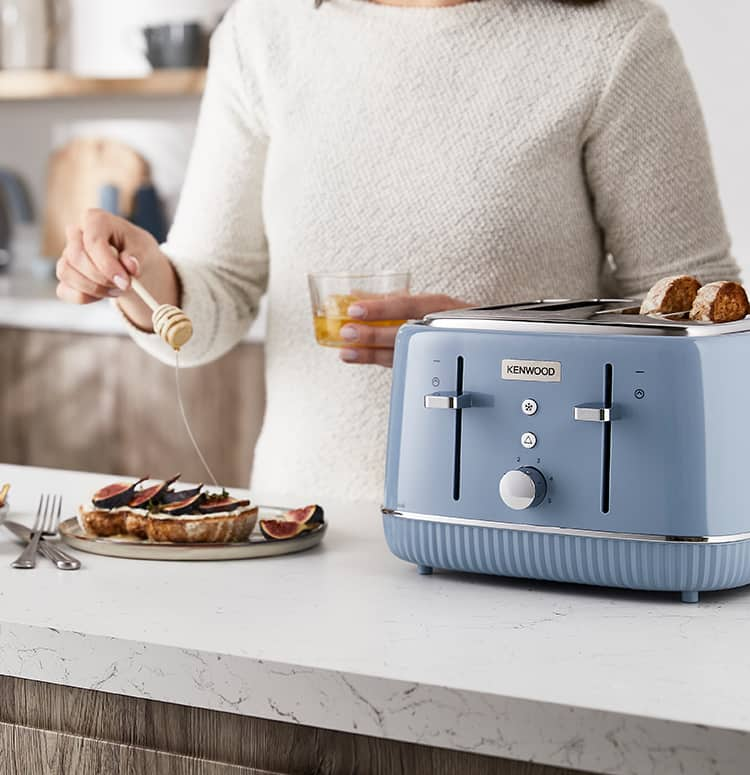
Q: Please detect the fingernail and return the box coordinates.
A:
[125,255,140,275]
[341,349,359,362]
[113,274,129,291]
[340,325,359,342]
[348,304,366,319]
[108,288,123,298]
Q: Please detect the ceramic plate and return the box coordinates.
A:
[59,506,326,561]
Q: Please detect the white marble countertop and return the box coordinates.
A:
[0,270,266,343]
[0,464,748,775]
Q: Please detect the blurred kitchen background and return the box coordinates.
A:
[0,0,265,487]
[0,1,748,486]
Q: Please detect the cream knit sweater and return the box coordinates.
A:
[127,0,738,503]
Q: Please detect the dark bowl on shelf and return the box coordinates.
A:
[142,23,207,69]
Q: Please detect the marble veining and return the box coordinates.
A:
[0,465,748,775]
[0,622,746,775]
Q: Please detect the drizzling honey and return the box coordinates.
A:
[126,272,214,485]
[174,351,219,487]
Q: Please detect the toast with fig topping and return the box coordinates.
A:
[78,478,258,543]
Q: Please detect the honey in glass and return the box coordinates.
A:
[313,294,407,347]
[308,273,411,349]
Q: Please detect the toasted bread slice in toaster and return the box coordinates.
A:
[640,275,701,316]
[690,281,749,323]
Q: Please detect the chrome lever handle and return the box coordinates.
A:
[424,392,473,410]
[574,405,612,423]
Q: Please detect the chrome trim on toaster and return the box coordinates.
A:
[422,318,750,338]
[422,299,750,337]
[381,510,750,544]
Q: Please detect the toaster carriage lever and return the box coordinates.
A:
[574,405,613,423]
[424,392,473,410]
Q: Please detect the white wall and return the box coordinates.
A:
[659,0,750,277]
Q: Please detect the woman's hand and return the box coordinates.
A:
[339,294,470,368]
[55,209,178,331]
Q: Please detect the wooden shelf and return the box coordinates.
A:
[0,69,206,100]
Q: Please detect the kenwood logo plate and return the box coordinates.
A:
[502,359,561,382]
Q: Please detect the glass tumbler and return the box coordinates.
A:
[308,271,411,348]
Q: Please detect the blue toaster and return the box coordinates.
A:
[382,299,750,603]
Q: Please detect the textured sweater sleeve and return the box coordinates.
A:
[125,7,269,367]
[584,8,739,298]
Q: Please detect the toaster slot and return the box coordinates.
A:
[574,363,615,513]
[601,364,613,514]
[453,355,465,501]
[602,363,614,514]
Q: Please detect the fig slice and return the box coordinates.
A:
[198,496,251,515]
[92,478,148,509]
[283,505,324,527]
[161,484,204,504]
[160,493,204,516]
[129,474,181,509]
[260,519,307,541]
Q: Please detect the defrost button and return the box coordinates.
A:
[522,399,538,416]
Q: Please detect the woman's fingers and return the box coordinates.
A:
[340,347,394,368]
[339,324,399,349]
[62,229,112,287]
[57,258,118,299]
[338,324,399,368]
[57,225,124,303]
[81,209,132,291]
[121,254,141,276]
[55,282,99,306]
[348,294,464,323]
[337,294,471,370]
[57,213,157,308]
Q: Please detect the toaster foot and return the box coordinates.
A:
[681,590,700,604]
[417,564,433,576]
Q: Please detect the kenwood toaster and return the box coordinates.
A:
[383,300,750,603]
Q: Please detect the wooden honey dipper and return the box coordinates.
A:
[129,278,193,351]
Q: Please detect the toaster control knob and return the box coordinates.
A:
[499,467,547,511]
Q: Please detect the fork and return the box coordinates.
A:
[37,508,81,570]
[12,494,61,570]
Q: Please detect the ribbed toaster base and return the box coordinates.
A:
[382,513,750,603]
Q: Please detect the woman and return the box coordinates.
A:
[55,0,738,502]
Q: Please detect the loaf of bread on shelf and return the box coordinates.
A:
[689,281,750,323]
[639,275,701,316]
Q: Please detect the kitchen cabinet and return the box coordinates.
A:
[0,676,581,775]
[0,328,265,486]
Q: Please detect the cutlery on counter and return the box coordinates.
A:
[9,494,81,571]
[6,520,80,571]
